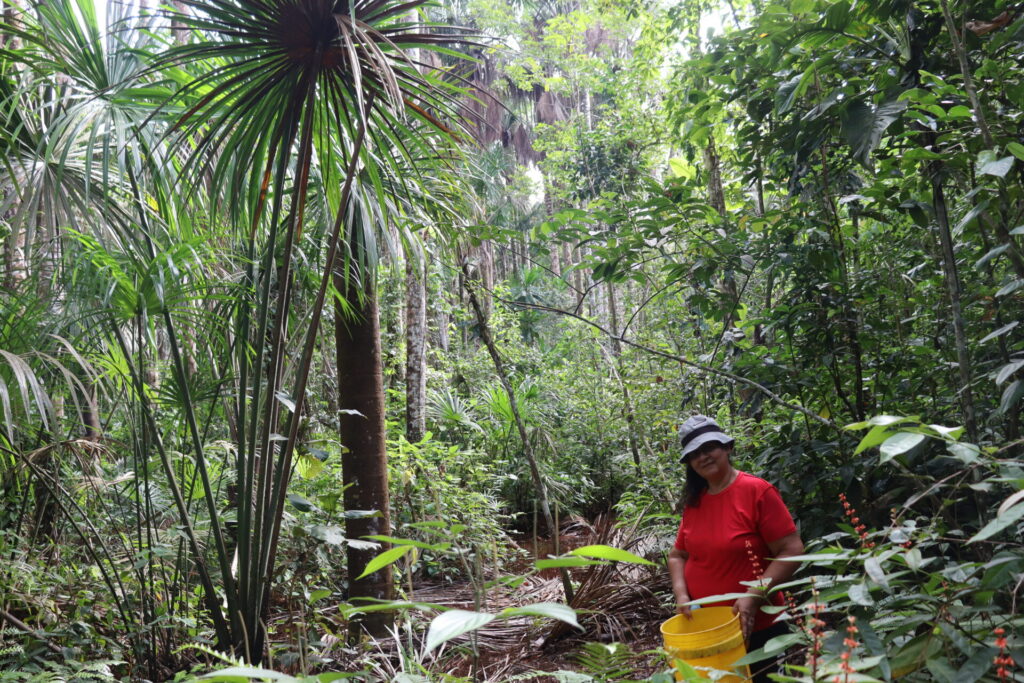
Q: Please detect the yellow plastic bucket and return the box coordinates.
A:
[661,607,751,681]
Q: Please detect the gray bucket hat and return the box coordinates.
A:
[679,415,734,462]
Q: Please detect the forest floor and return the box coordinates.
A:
[341,519,676,680]
[381,572,672,680]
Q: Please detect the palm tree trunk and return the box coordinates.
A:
[334,267,394,637]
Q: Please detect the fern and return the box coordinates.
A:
[574,642,637,681]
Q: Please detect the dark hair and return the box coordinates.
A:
[682,461,708,508]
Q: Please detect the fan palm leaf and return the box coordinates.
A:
[143,0,473,657]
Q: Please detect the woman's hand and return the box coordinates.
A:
[733,592,764,641]
[676,596,692,618]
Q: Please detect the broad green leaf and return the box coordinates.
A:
[775,74,803,115]
[668,157,696,179]
[346,539,380,551]
[995,358,1024,384]
[855,420,914,454]
[925,423,964,440]
[200,666,294,681]
[848,581,874,606]
[739,633,803,663]
[275,391,296,413]
[357,545,413,579]
[976,244,1009,269]
[790,0,814,14]
[998,489,1024,516]
[771,552,852,563]
[947,442,981,465]
[669,658,702,681]
[905,548,922,570]
[956,646,999,683]
[979,156,1015,177]
[309,525,345,545]
[879,432,926,463]
[969,502,1024,543]
[363,535,450,551]
[945,105,973,118]
[925,658,956,683]
[425,609,496,652]
[568,544,656,565]
[864,556,889,588]
[954,201,989,236]
[868,413,917,423]
[341,599,444,615]
[535,557,605,570]
[824,1,850,29]
[309,589,331,603]
[296,453,324,479]
[841,99,907,167]
[341,509,381,519]
[995,279,1024,297]
[682,592,753,606]
[287,493,318,512]
[998,380,1024,415]
[1008,142,1024,161]
[890,632,942,678]
[501,602,581,629]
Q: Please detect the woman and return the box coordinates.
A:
[667,415,803,682]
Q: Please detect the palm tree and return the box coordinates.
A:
[155,0,471,652]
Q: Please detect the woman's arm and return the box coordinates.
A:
[667,546,693,617]
[733,532,804,639]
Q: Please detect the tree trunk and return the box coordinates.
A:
[462,267,574,604]
[930,164,978,441]
[605,283,641,472]
[405,255,427,443]
[334,269,394,637]
[704,133,726,217]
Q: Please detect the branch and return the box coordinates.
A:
[502,299,839,430]
[0,609,62,654]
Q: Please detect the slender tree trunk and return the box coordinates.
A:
[462,267,574,604]
[604,282,640,470]
[930,163,978,441]
[405,255,427,443]
[704,133,726,217]
[334,269,394,636]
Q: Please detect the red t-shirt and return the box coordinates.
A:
[673,471,797,632]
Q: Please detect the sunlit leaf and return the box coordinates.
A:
[997,380,1024,415]
[535,557,605,570]
[978,155,1014,177]
[287,493,318,512]
[425,609,495,652]
[995,359,1024,385]
[501,602,581,629]
[568,544,655,565]
[969,502,1024,543]
[848,581,874,606]
[997,489,1024,516]
[947,442,981,465]
[879,432,926,463]
[864,556,889,588]
[356,545,413,579]
[309,525,345,545]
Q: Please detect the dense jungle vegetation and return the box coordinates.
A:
[0,0,1022,679]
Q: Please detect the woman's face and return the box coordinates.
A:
[687,441,733,481]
